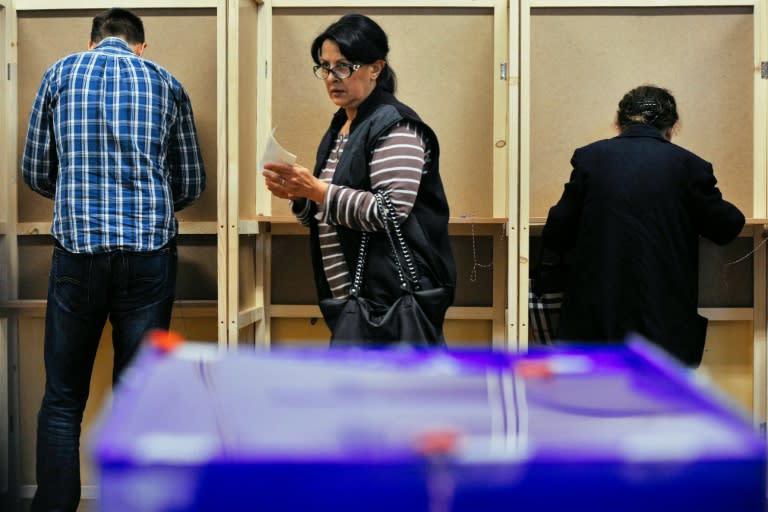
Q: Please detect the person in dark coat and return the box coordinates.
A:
[542,84,745,367]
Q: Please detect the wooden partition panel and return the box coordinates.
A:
[270,234,495,307]
[176,235,220,299]
[15,237,49,299]
[1,2,17,500]
[269,233,497,345]
[270,318,493,349]
[236,1,260,221]
[444,319,493,348]
[15,8,219,224]
[528,7,754,219]
[270,7,495,219]
[16,235,218,301]
[529,228,755,409]
[270,235,318,306]
[11,6,222,501]
[0,4,7,228]
[17,318,109,488]
[699,320,754,412]
[521,5,759,395]
[17,313,218,495]
[271,318,330,347]
[529,234,755,309]
[0,316,7,495]
[238,235,262,310]
[253,6,504,347]
[0,0,11,309]
[699,236,754,308]
[0,2,8,491]
[451,236,495,308]
[14,234,217,492]
[230,0,265,346]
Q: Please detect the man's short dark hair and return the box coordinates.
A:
[91,8,145,45]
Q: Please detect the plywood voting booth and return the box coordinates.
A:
[519,0,768,424]
[230,3,510,349]
[0,1,227,507]
[0,0,767,509]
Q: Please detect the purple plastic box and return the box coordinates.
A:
[91,337,766,511]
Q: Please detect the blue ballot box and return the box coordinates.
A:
[91,337,766,511]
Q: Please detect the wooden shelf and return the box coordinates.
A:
[0,299,217,318]
[244,215,508,236]
[15,0,218,9]
[528,0,753,7]
[264,304,497,321]
[272,0,497,7]
[699,308,753,321]
[528,218,768,237]
[234,304,500,329]
[16,221,219,236]
[233,304,748,328]
[253,215,507,223]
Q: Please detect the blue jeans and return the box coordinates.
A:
[31,240,177,512]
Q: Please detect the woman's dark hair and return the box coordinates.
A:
[616,85,678,131]
[91,8,145,45]
[310,14,396,93]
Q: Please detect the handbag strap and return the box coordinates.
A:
[348,190,421,296]
[348,232,369,297]
[374,191,421,291]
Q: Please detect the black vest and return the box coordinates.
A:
[309,87,456,307]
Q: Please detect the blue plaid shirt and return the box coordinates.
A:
[22,37,206,253]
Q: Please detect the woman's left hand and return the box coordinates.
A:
[263,162,328,204]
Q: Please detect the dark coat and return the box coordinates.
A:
[542,124,745,366]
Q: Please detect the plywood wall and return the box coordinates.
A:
[15,8,218,224]
[0,4,7,227]
[698,320,754,412]
[529,7,754,219]
[13,8,222,492]
[270,8,495,219]
[18,316,218,488]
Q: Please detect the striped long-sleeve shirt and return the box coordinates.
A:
[21,37,206,253]
[295,121,428,298]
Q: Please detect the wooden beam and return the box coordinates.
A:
[529,0,753,6]
[0,299,217,317]
[272,0,496,7]
[237,305,265,328]
[16,221,219,236]
[16,0,217,9]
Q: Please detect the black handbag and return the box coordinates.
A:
[319,191,451,348]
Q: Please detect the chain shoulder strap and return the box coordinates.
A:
[348,232,369,296]
[374,191,421,291]
[347,191,421,296]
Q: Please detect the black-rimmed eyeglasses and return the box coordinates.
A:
[313,63,362,80]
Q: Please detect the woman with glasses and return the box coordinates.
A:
[263,14,456,346]
[541,84,745,367]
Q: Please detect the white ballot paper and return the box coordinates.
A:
[259,127,297,169]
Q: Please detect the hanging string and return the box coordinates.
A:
[468,217,493,283]
[723,236,768,267]
[721,233,768,290]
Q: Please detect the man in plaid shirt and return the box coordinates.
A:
[21,8,205,511]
